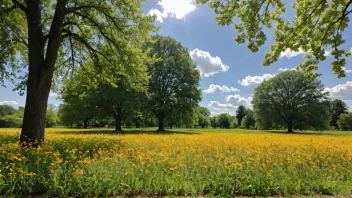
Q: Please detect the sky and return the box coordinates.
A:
[0,0,352,116]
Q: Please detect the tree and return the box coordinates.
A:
[95,78,147,132]
[217,113,231,128]
[338,112,352,131]
[58,104,79,128]
[242,109,256,129]
[197,107,211,128]
[2,115,22,128]
[146,36,202,131]
[1,1,156,146]
[252,71,327,132]
[236,105,246,126]
[330,99,348,129]
[45,106,58,128]
[0,105,16,117]
[197,0,352,78]
[210,116,218,129]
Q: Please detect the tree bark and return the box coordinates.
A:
[83,119,89,129]
[157,112,165,131]
[20,0,68,147]
[115,116,122,132]
[287,120,293,133]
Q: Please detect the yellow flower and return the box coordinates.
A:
[72,171,84,176]
[17,168,24,174]
[28,172,36,177]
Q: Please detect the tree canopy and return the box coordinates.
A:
[0,0,156,145]
[146,36,202,131]
[252,70,329,132]
[197,0,352,78]
[329,99,348,129]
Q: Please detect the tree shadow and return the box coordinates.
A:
[52,129,199,135]
[263,130,327,136]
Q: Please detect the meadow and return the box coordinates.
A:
[0,128,352,197]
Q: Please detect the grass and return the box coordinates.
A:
[0,128,352,197]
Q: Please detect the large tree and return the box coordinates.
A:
[338,112,352,131]
[197,106,211,128]
[197,0,352,78]
[242,109,256,129]
[236,105,246,126]
[146,36,201,131]
[0,1,155,146]
[330,99,348,129]
[252,71,327,132]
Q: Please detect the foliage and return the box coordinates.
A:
[329,99,348,129]
[58,104,79,128]
[338,112,352,131]
[0,105,23,128]
[217,113,231,129]
[146,36,202,131]
[242,109,256,129]
[0,105,16,117]
[197,107,211,128]
[252,71,327,132]
[1,128,352,197]
[236,105,246,126]
[210,116,218,128]
[1,115,22,128]
[197,0,352,78]
[46,109,58,128]
[0,0,157,144]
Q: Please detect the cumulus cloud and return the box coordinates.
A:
[204,84,240,94]
[238,74,275,86]
[0,101,18,106]
[280,48,307,59]
[208,100,237,109]
[280,48,331,59]
[190,49,229,77]
[49,91,58,97]
[225,94,253,107]
[147,0,196,23]
[324,81,352,100]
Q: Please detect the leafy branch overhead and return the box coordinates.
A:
[0,0,157,89]
[197,0,352,78]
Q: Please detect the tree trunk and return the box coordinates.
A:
[287,121,293,133]
[70,124,73,129]
[20,1,68,147]
[83,119,89,129]
[157,112,165,131]
[115,116,122,132]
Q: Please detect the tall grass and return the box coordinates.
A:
[0,128,352,197]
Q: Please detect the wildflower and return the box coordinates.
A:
[72,171,84,176]
[17,168,24,174]
[28,172,36,177]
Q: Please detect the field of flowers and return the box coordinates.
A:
[0,128,352,197]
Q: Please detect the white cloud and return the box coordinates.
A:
[147,0,196,23]
[342,67,352,74]
[280,48,331,59]
[204,84,240,94]
[280,48,307,59]
[49,91,58,97]
[238,74,275,86]
[279,67,296,72]
[324,81,352,100]
[225,94,253,107]
[208,100,237,109]
[0,101,18,106]
[190,49,229,77]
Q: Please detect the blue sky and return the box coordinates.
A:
[1,0,352,116]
